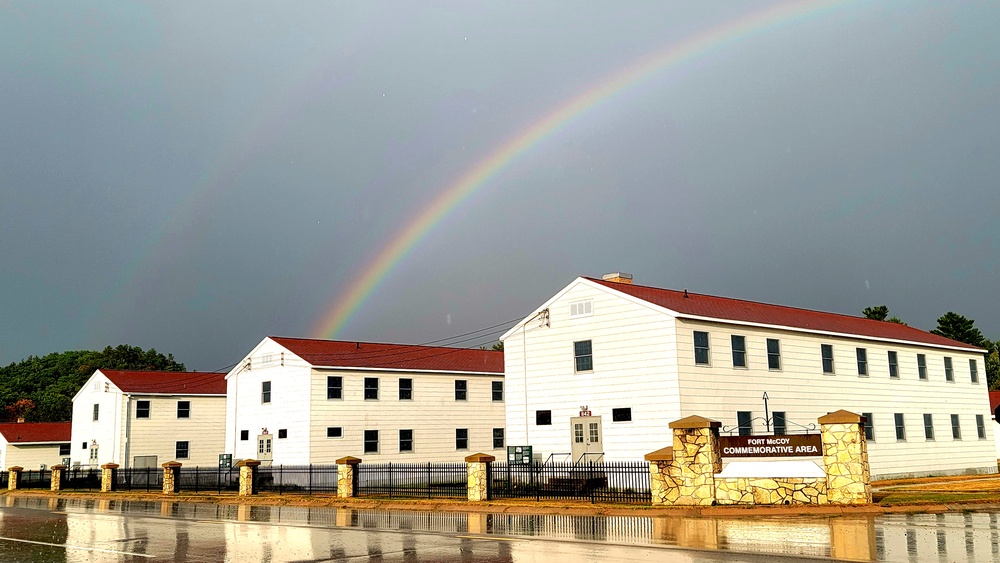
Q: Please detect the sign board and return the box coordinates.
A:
[219,453,233,469]
[507,445,532,464]
[579,410,592,417]
[719,434,822,458]
[61,457,71,467]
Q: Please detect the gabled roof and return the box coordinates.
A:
[588,277,985,352]
[269,337,504,374]
[100,370,227,395]
[0,422,71,444]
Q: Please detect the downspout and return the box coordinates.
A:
[123,394,132,470]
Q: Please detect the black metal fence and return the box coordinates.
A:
[489,461,651,504]
[62,468,102,491]
[17,469,52,489]
[116,467,164,492]
[357,462,466,499]
[177,467,240,493]
[255,465,337,495]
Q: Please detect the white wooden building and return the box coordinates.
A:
[501,274,995,479]
[69,370,227,468]
[224,337,505,464]
[0,422,71,470]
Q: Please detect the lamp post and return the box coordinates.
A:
[762,392,771,433]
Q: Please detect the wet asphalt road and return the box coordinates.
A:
[0,496,999,562]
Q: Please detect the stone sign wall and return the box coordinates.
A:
[646,410,871,506]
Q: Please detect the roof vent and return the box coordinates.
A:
[602,272,633,284]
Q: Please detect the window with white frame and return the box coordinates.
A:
[894,413,906,441]
[693,331,710,365]
[261,381,271,403]
[888,351,899,378]
[492,381,503,401]
[917,354,927,380]
[364,378,379,400]
[399,429,413,452]
[364,430,379,453]
[821,344,834,374]
[493,428,505,449]
[944,357,954,381]
[327,427,343,438]
[455,428,469,450]
[175,441,189,459]
[454,380,467,401]
[399,378,412,400]
[327,376,343,399]
[923,414,934,440]
[731,335,747,368]
[856,348,868,376]
[862,412,874,441]
[766,339,781,370]
[176,401,190,419]
[574,340,593,372]
[976,415,986,439]
[950,414,961,439]
[135,400,150,419]
[970,359,979,383]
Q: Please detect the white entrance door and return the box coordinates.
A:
[570,416,603,463]
[257,435,273,465]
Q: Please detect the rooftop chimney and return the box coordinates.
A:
[602,272,633,284]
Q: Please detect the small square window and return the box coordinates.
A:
[278,429,287,439]
[535,410,552,425]
[327,376,343,400]
[737,411,753,436]
[492,428,505,449]
[731,335,747,368]
[917,354,927,380]
[455,428,469,450]
[492,381,503,402]
[364,430,379,453]
[569,300,593,318]
[856,348,868,376]
[862,412,874,441]
[175,441,189,459]
[923,414,934,440]
[399,378,412,400]
[59,444,71,456]
[261,381,271,403]
[944,357,954,382]
[612,408,632,422]
[364,378,379,400]
[574,340,593,372]
[135,400,150,419]
[888,351,899,378]
[327,427,343,438]
[176,401,190,419]
[766,339,781,370]
[894,413,906,441]
[240,430,249,441]
[693,331,710,365]
[455,380,467,401]
[821,344,834,374]
[81,442,87,450]
[399,429,413,452]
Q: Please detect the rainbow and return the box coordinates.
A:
[312,0,849,339]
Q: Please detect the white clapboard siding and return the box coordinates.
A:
[505,277,995,479]
[125,395,227,467]
[308,369,506,463]
[70,371,126,467]
[3,444,66,470]
[504,279,680,462]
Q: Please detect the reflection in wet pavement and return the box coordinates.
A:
[0,495,999,561]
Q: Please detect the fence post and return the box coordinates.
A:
[50,464,66,492]
[237,459,261,496]
[335,456,361,499]
[465,453,494,502]
[819,410,872,505]
[7,467,22,491]
[427,463,432,500]
[101,463,119,493]
[309,464,313,495]
[162,461,181,494]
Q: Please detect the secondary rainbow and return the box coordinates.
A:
[312,0,849,339]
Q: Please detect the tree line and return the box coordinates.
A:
[863,306,998,389]
[0,345,185,423]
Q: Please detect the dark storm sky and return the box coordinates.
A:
[2,1,998,370]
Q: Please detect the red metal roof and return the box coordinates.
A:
[989,391,1000,417]
[0,422,71,444]
[588,278,984,351]
[100,370,227,395]
[270,337,504,373]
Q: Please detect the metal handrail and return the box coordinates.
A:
[573,452,604,466]
[544,452,572,466]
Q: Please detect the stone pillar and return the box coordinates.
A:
[7,467,22,491]
[50,464,66,492]
[161,461,181,494]
[819,410,872,505]
[465,453,495,502]
[644,446,676,506]
[336,456,361,499]
[237,459,261,496]
[665,415,721,506]
[100,463,119,492]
